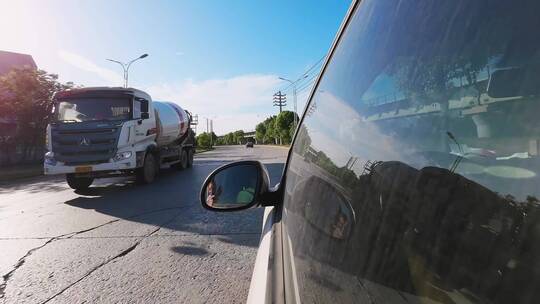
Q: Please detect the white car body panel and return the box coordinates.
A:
[246,207,275,304]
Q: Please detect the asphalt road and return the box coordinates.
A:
[0,145,287,304]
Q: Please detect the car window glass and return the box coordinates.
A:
[57,98,131,122]
[283,0,540,303]
[133,99,141,119]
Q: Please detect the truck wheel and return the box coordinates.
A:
[137,153,157,184]
[66,174,94,190]
[187,149,194,168]
[178,149,188,170]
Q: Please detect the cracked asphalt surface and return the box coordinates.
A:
[0,145,287,304]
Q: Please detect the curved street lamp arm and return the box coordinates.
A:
[279,77,293,84]
[106,59,126,67]
[107,54,148,88]
[126,58,141,73]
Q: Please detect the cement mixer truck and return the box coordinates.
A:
[43,87,196,190]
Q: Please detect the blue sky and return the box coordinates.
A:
[0,0,350,134]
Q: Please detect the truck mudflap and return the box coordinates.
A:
[136,151,146,167]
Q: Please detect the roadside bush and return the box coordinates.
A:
[196,132,212,149]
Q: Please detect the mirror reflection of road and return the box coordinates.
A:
[0,145,287,304]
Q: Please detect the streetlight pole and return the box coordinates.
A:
[107,54,148,88]
[279,75,307,128]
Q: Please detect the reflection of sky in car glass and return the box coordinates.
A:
[286,1,540,303]
[305,91,413,174]
[298,0,540,201]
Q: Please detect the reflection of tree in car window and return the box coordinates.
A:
[284,0,540,303]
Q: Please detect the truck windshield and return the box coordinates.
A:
[56,98,132,122]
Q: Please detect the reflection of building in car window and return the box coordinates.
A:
[353,62,540,200]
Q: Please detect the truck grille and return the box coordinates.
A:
[51,123,122,165]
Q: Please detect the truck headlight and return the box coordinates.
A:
[44,152,57,166]
[114,151,132,161]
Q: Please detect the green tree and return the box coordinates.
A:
[263,116,277,144]
[196,132,212,149]
[255,122,266,144]
[233,130,245,144]
[210,132,218,145]
[275,111,296,144]
[215,137,224,145]
[0,68,74,162]
[223,132,234,145]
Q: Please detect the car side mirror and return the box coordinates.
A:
[141,112,150,120]
[200,161,275,211]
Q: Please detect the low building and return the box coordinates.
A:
[0,50,37,74]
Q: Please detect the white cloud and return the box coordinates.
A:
[146,74,282,134]
[54,53,285,134]
[58,50,123,85]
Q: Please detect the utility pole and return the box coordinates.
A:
[273,91,287,113]
[210,120,213,147]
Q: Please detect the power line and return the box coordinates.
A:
[280,62,323,93]
[289,72,319,92]
[293,75,319,97]
[296,82,315,95]
[279,55,325,92]
[296,73,319,92]
[291,74,320,114]
[300,55,325,76]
